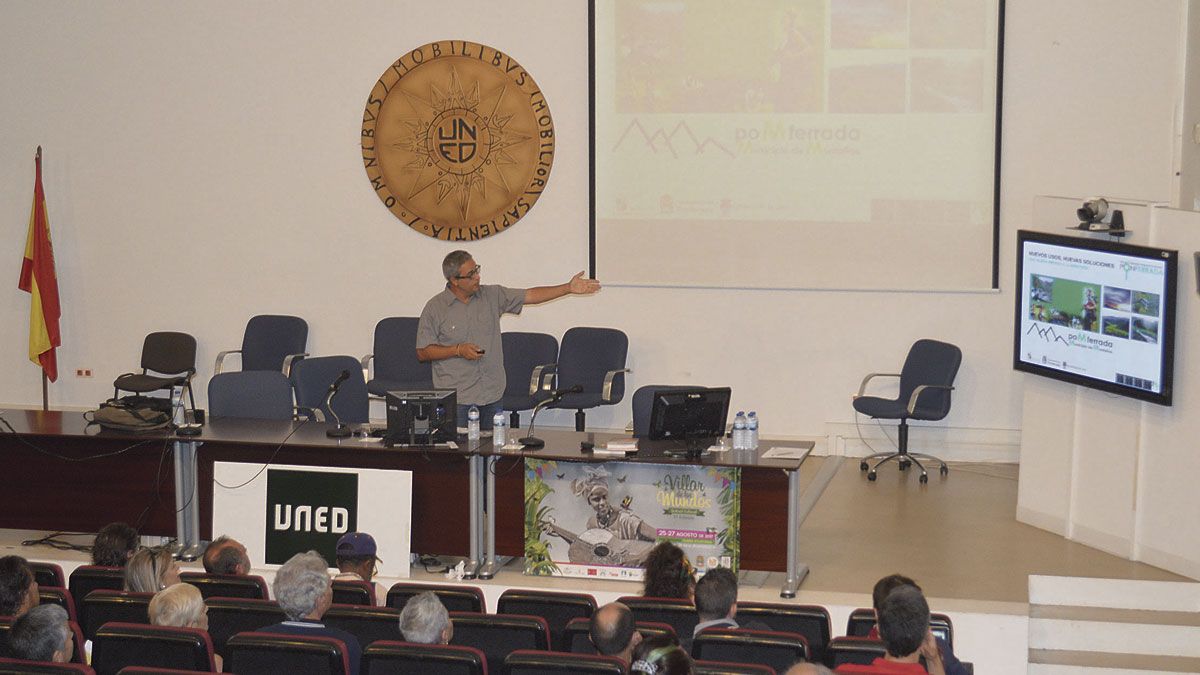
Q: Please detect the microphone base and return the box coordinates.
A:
[326,424,352,438]
[519,436,545,449]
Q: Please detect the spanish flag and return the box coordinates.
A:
[17,147,61,382]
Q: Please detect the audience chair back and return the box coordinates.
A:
[91,623,215,675]
[631,385,696,438]
[616,596,698,643]
[177,572,269,601]
[827,636,887,668]
[238,314,309,373]
[562,617,676,654]
[0,658,95,674]
[449,612,550,674]
[499,332,559,426]
[504,649,625,675]
[203,598,286,660]
[115,667,217,674]
[364,317,434,397]
[361,641,487,675]
[207,371,295,421]
[80,591,152,643]
[496,589,596,651]
[386,583,485,613]
[37,587,78,624]
[331,579,375,607]
[67,567,124,610]
[291,355,370,425]
[29,563,65,589]
[112,332,198,412]
[549,327,629,431]
[737,602,831,664]
[693,661,775,675]
[226,631,350,675]
[845,608,953,648]
[691,628,809,673]
[321,605,402,649]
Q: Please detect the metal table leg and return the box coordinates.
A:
[463,455,483,579]
[780,456,843,598]
[479,455,499,579]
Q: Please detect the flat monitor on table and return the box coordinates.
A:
[384,390,457,446]
[648,386,732,458]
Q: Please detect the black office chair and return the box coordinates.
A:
[852,338,962,483]
[499,332,559,429]
[363,317,434,397]
[549,327,630,431]
[112,332,197,414]
[291,355,370,426]
[213,314,308,376]
[631,385,695,438]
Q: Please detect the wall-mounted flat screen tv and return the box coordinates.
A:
[1014,230,1177,405]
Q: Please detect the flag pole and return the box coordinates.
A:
[42,371,48,412]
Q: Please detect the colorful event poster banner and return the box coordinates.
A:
[524,459,740,580]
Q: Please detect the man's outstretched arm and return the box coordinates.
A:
[524,271,601,305]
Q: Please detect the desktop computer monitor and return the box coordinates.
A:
[385,390,457,445]
[648,386,731,457]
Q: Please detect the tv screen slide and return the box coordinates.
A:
[1014,230,1177,406]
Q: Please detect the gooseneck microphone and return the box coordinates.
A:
[325,370,353,438]
[519,384,583,449]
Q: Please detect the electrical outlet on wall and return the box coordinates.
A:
[75,368,93,378]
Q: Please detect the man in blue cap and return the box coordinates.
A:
[333,532,386,606]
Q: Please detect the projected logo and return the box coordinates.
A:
[362,41,554,241]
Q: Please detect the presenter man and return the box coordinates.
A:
[416,250,601,429]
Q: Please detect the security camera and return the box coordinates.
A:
[1077,197,1108,225]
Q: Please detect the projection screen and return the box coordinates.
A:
[592,0,1003,290]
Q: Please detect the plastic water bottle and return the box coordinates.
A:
[492,410,507,447]
[732,411,748,450]
[467,405,480,441]
[747,411,759,450]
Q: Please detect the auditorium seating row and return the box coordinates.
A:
[123,315,629,431]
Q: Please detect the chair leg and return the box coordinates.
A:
[574,409,586,432]
[862,418,944,483]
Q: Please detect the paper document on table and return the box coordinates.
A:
[761,446,809,459]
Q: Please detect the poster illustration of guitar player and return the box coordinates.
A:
[524,459,741,580]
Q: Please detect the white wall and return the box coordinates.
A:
[0,1,1189,447]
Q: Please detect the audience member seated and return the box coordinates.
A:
[786,664,835,675]
[630,634,693,675]
[203,536,251,575]
[260,550,362,675]
[589,602,641,665]
[642,543,695,601]
[333,532,386,606]
[692,567,767,636]
[0,556,40,618]
[124,546,181,593]
[92,522,139,567]
[398,591,452,644]
[868,575,966,675]
[835,586,945,675]
[149,583,223,671]
[8,604,73,663]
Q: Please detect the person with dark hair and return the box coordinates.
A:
[92,522,138,567]
[867,575,967,675]
[689,567,767,652]
[836,586,944,674]
[630,634,693,675]
[8,604,72,663]
[333,532,385,606]
[641,542,695,601]
[417,249,601,429]
[589,602,642,664]
[202,535,250,575]
[0,556,39,617]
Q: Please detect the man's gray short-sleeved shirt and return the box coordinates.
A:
[416,284,525,406]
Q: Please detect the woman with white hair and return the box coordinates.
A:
[124,546,181,593]
[149,583,222,671]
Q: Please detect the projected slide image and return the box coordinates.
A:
[1132,317,1160,344]
[1102,316,1130,339]
[831,0,907,49]
[829,62,907,113]
[1133,291,1161,317]
[910,0,988,49]
[911,55,984,113]
[1103,287,1132,312]
[1028,275,1102,333]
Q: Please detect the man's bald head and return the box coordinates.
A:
[784,663,834,675]
[590,602,640,661]
[203,536,250,575]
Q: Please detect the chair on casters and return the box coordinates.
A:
[549,327,630,432]
[852,339,962,483]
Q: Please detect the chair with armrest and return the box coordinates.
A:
[852,338,962,483]
[213,314,308,376]
[363,317,434,397]
[112,332,197,415]
[291,355,370,426]
[499,332,559,429]
[548,327,630,432]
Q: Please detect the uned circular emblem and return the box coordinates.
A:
[362,41,555,240]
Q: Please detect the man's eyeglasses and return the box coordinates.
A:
[455,265,482,280]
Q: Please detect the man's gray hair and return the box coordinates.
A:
[9,604,69,662]
[442,250,473,281]
[273,551,331,621]
[399,591,450,644]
